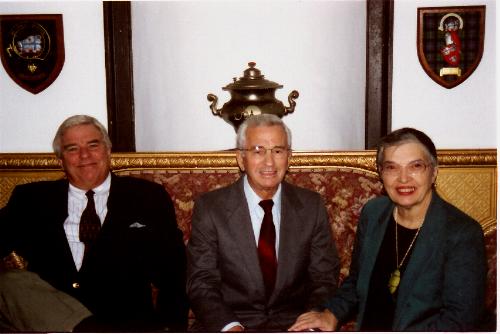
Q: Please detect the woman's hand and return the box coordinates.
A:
[288,310,338,332]
[226,325,244,332]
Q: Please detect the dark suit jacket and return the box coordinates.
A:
[325,191,486,331]
[0,174,188,332]
[187,177,339,331]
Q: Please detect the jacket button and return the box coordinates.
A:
[72,282,80,289]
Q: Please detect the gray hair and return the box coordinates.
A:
[236,114,292,149]
[376,127,438,173]
[52,115,112,158]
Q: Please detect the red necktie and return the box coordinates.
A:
[79,190,101,257]
[258,199,277,298]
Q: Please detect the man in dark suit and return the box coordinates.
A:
[187,114,339,331]
[0,115,188,332]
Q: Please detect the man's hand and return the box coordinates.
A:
[288,310,338,332]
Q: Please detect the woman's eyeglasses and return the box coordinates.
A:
[380,160,432,177]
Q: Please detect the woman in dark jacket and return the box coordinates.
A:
[289,127,486,331]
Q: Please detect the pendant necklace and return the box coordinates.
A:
[388,208,423,295]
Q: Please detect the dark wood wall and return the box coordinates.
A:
[103,2,135,152]
[103,0,393,152]
[365,0,393,149]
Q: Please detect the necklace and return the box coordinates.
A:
[388,208,423,294]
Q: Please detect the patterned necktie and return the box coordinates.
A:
[79,190,101,256]
[258,199,277,299]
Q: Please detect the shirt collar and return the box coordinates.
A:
[243,174,282,209]
[69,173,112,196]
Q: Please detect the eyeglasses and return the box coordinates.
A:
[239,145,289,158]
[380,160,432,177]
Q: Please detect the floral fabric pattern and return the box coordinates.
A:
[117,168,383,282]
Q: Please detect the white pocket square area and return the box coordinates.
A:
[129,222,146,228]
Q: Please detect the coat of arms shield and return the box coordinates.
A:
[0,14,65,94]
[417,6,485,89]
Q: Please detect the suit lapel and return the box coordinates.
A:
[224,179,264,289]
[272,182,302,301]
[53,179,70,225]
[102,174,133,232]
[51,179,79,272]
[357,201,394,316]
[394,192,443,325]
[92,174,129,261]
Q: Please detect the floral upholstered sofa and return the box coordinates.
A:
[0,150,496,329]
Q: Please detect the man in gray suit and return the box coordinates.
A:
[187,114,339,331]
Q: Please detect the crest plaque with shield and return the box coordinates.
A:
[417,6,485,89]
[0,14,65,94]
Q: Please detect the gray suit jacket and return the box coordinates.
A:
[187,177,339,331]
[326,191,486,331]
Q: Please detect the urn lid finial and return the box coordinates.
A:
[223,62,283,91]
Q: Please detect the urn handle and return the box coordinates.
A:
[284,90,299,115]
[207,93,222,116]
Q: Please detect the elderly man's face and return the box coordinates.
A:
[59,124,111,190]
[236,125,290,199]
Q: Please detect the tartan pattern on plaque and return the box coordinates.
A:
[417,6,485,88]
[422,11,482,85]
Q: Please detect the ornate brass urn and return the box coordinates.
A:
[208,62,299,131]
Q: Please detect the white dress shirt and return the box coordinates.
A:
[63,174,111,271]
[243,174,282,253]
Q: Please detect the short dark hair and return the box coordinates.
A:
[376,127,438,171]
[52,115,112,158]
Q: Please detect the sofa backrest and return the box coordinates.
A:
[0,150,496,315]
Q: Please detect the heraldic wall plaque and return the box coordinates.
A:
[0,14,65,94]
[417,6,485,89]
